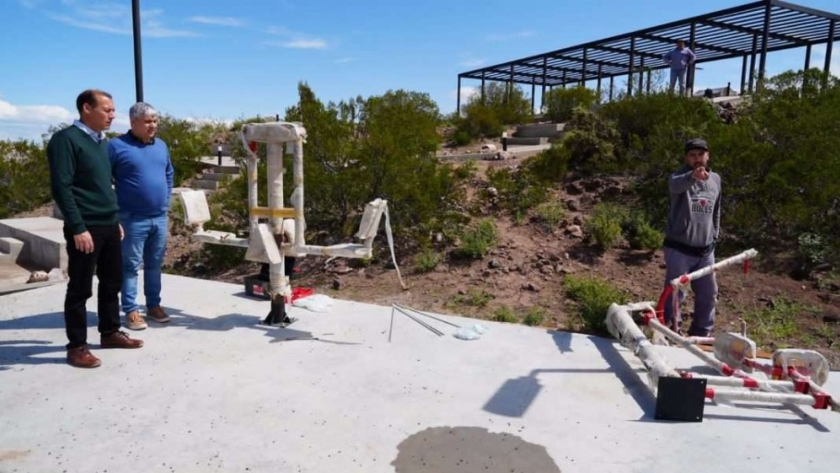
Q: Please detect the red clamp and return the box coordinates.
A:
[793,379,810,394]
[248,141,258,152]
[743,259,751,274]
[812,392,831,410]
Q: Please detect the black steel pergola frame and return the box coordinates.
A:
[456,0,839,112]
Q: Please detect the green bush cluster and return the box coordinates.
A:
[563,275,628,334]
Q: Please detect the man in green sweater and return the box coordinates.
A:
[47,89,144,369]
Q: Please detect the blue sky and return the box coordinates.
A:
[0,0,838,141]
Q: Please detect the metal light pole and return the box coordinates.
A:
[131,0,144,102]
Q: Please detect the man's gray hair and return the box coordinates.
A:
[129,102,158,120]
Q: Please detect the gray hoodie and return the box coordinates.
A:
[665,164,721,251]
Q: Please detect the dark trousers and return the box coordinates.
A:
[63,224,123,348]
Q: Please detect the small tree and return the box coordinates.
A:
[544,86,599,123]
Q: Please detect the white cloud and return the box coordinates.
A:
[187,16,246,27]
[459,58,486,68]
[264,25,328,49]
[33,1,197,38]
[0,97,131,141]
[486,30,536,42]
[18,0,41,8]
[266,39,328,50]
[335,57,355,64]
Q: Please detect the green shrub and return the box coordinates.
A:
[534,201,565,228]
[564,275,627,334]
[414,249,441,273]
[629,221,663,251]
[0,140,51,218]
[455,219,498,259]
[585,204,624,250]
[523,307,547,326]
[544,86,599,123]
[493,305,518,323]
[486,166,549,216]
[524,143,570,183]
[453,130,472,146]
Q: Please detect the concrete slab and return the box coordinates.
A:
[0,217,66,270]
[0,274,837,473]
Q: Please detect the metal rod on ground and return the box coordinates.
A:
[389,307,395,342]
[393,305,443,336]
[393,304,461,328]
[706,387,817,406]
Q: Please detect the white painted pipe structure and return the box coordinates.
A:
[656,249,758,327]
[605,303,680,390]
[607,302,836,414]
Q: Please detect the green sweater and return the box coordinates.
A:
[47,126,119,234]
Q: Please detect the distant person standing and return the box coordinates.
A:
[663,40,696,96]
[47,89,144,368]
[109,102,174,330]
[663,139,722,337]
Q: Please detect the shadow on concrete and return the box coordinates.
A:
[483,333,653,418]
[485,331,832,431]
[149,306,361,346]
[0,340,65,370]
[0,311,95,331]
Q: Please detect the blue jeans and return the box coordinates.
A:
[663,247,718,336]
[669,68,687,96]
[119,212,168,314]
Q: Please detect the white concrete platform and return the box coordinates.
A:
[0,217,66,270]
[0,274,837,473]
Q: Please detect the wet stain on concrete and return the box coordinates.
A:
[392,426,561,472]
[0,449,31,461]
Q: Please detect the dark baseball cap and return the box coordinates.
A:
[685,138,709,153]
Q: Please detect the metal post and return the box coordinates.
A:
[609,76,615,101]
[541,57,547,110]
[481,72,486,104]
[825,21,836,79]
[531,80,536,114]
[131,0,144,102]
[740,55,748,95]
[597,64,603,97]
[804,43,812,71]
[638,56,645,95]
[758,2,772,86]
[688,22,696,96]
[509,64,515,102]
[646,69,652,94]
[562,71,567,88]
[582,47,588,88]
[628,37,636,96]
[456,75,461,115]
[748,35,758,93]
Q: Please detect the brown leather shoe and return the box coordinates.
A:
[147,306,170,324]
[67,345,101,368]
[101,330,144,349]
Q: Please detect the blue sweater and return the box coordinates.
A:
[108,133,174,217]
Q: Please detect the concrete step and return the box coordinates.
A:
[191,179,222,191]
[198,172,241,182]
[0,217,67,270]
[507,137,548,146]
[514,123,565,138]
[0,236,24,264]
[213,165,241,175]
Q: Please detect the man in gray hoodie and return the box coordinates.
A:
[663,138,721,336]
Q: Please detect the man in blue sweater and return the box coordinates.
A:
[663,40,696,96]
[663,138,722,337]
[109,102,174,330]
